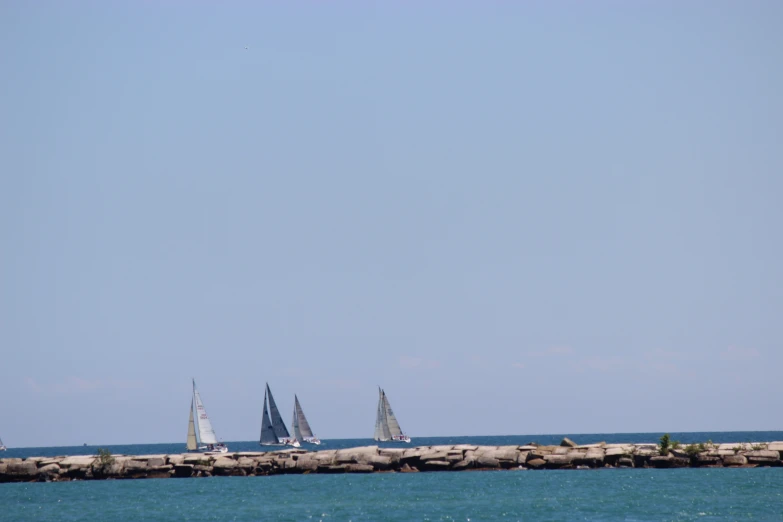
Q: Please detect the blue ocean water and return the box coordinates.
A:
[2,432,782,521]
[2,468,782,521]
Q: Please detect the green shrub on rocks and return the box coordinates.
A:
[684,444,702,457]
[95,448,115,471]
[659,434,672,456]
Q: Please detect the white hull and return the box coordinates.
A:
[0,446,6,451]
[190,443,228,453]
[304,437,321,445]
[281,438,300,448]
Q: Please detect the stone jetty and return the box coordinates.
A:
[2,440,782,483]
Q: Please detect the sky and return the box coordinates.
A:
[1,1,782,447]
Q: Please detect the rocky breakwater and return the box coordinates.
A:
[2,440,783,483]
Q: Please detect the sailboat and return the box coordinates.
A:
[0,435,6,451]
[291,394,320,445]
[259,383,299,447]
[187,379,228,453]
[373,387,411,443]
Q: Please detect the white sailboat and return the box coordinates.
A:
[0,435,6,451]
[373,387,411,443]
[259,383,299,447]
[187,379,228,453]
[291,394,320,445]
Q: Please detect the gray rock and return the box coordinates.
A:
[420,460,451,471]
[167,455,185,466]
[6,461,38,477]
[746,451,779,464]
[544,454,573,469]
[146,458,166,468]
[560,437,577,448]
[617,457,634,468]
[527,458,546,469]
[475,455,501,469]
[723,455,748,466]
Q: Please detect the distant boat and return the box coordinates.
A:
[373,387,411,443]
[259,383,299,447]
[187,379,228,453]
[291,394,320,445]
[0,435,6,451]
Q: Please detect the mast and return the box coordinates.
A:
[295,395,314,439]
[193,379,218,445]
[259,387,278,445]
[383,390,403,437]
[266,384,290,439]
[186,397,198,450]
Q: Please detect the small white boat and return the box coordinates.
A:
[291,394,320,445]
[0,436,6,451]
[374,387,411,443]
[187,379,228,453]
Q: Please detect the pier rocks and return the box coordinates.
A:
[2,441,783,483]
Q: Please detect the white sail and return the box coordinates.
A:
[291,402,302,441]
[383,391,403,438]
[186,399,198,451]
[294,395,314,439]
[193,380,218,445]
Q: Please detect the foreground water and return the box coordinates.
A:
[3,432,782,521]
[2,467,782,521]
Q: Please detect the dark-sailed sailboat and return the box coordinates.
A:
[259,383,299,447]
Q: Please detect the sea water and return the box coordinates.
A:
[2,432,782,521]
[2,468,782,521]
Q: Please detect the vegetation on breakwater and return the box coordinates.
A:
[2,439,782,483]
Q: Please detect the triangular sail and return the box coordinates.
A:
[186,398,198,450]
[295,395,314,438]
[260,387,278,444]
[193,380,218,445]
[373,387,387,441]
[291,401,302,441]
[383,390,403,437]
[266,384,290,439]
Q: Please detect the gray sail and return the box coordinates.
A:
[373,387,386,441]
[291,401,302,441]
[260,387,278,445]
[186,398,198,451]
[294,395,314,439]
[266,384,290,439]
[383,390,403,438]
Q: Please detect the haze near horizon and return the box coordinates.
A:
[1,1,781,447]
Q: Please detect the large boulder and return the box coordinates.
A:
[560,438,577,448]
[544,454,573,469]
[746,451,779,465]
[212,458,241,476]
[723,454,748,467]
[335,446,379,464]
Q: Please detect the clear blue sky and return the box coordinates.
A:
[1,1,781,447]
